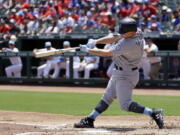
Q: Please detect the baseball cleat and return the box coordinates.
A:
[74,117,94,128]
[151,109,164,129]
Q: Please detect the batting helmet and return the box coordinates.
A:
[119,17,137,34]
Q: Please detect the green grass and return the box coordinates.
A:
[0,90,179,116]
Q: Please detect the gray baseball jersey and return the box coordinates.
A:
[102,29,145,111]
[110,29,144,71]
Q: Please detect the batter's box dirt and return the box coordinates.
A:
[0,111,180,135]
[2,123,180,135]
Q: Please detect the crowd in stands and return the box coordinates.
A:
[0,0,180,82]
[0,0,179,35]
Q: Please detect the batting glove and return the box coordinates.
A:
[80,45,89,52]
[86,39,96,49]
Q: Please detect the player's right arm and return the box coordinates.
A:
[95,34,121,45]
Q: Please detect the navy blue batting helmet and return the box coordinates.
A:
[119,17,137,34]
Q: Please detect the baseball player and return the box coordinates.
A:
[74,17,164,129]
[73,52,100,79]
[145,38,161,80]
[53,41,80,78]
[37,41,60,78]
[3,41,22,77]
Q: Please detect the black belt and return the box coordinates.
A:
[114,65,138,71]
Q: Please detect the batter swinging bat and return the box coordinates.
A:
[33,47,79,58]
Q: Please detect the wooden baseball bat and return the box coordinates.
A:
[33,47,79,58]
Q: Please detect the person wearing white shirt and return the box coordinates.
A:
[45,20,60,34]
[61,13,75,32]
[3,41,22,78]
[53,41,80,78]
[37,41,60,78]
[145,38,161,80]
[74,50,100,79]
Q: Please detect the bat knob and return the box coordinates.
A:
[75,47,80,52]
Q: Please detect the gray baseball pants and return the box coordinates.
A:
[102,69,139,111]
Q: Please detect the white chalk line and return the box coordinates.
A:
[2,121,180,135]
[16,132,44,135]
[0,121,116,135]
[0,121,69,130]
[16,129,113,135]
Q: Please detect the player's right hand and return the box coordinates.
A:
[86,39,96,49]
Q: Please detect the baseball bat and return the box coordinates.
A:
[33,47,79,58]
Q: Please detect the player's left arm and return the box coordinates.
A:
[88,48,113,57]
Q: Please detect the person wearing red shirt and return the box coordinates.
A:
[54,2,64,17]
[118,0,131,17]
[67,6,79,22]
[57,0,70,8]
[90,8,99,21]
[0,20,11,33]
[129,0,140,17]
[9,9,19,22]
[178,7,180,11]
[147,0,159,6]
[21,2,29,9]
[100,12,116,29]
[44,7,56,17]
[141,2,157,19]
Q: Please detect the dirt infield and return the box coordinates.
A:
[0,85,180,135]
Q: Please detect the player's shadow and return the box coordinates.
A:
[99,127,136,133]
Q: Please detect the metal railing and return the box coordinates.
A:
[0,51,180,87]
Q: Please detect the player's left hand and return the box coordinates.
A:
[80,45,89,52]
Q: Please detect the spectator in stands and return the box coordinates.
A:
[144,38,161,80]
[147,0,159,6]
[118,0,131,18]
[160,6,173,32]
[160,6,170,22]
[77,11,87,28]
[19,18,29,34]
[26,16,39,35]
[61,12,75,33]
[9,9,19,23]
[83,11,96,30]
[139,22,151,33]
[9,19,21,34]
[100,12,116,30]
[149,23,160,33]
[45,19,60,34]
[172,10,180,31]
[0,0,178,35]
[147,15,161,32]
[0,19,10,34]
[141,1,157,20]
[128,0,140,18]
